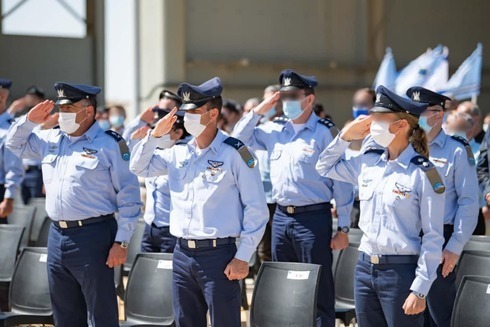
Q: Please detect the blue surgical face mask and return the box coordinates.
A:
[283,99,306,120]
[418,113,437,134]
[352,106,370,119]
[109,115,125,128]
[98,119,111,130]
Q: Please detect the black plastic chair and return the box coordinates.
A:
[451,275,490,327]
[120,252,175,326]
[455,250,490,289]
[250,262,322,327]
[25,198,48,244]
[0,225,24,311]
[114,264,125,300]
[334,241,359,325]
[8,206,36,251]
[35,217,51,247]
[123,219,146,276]
[0,247,53,326]
[349,228,363,243]
[463,235,490,252]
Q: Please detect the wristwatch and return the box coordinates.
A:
[338,226,350,234]
[115,241,129,249]
[412,291,426,299]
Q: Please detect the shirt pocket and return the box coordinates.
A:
[358,183,375,201]
[203,169,227,184]
[74,157,100,170]
[41,154,58,184]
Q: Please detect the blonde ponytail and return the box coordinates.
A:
[395,112,430,157]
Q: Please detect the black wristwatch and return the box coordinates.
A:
[338,226,350,234]
[115,241,129,249]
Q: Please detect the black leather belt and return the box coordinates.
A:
[151,223,169,229]
[278,202,331,215]
[52,214,114,229]
[178,237,236,250]
[360,252,419,265]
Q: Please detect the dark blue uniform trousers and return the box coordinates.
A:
[355,258,423,327]
[172,243,241,327]
[141,223,177,253]
[47,218,119,327]
[271,207,335,327]
[424,226,457,327]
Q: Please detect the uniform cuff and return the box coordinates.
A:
[410,276,432,296]
[444,239,464,256]
[115,229,133,243]
[235,243,255,263]
[3,188,15,199]
[337,215,350,228]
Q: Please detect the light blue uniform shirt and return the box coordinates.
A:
[6,115,142,242]
[129,129,269,262]
[232,111,354,227]
[316,135,445,295]
[429,130,479,254]
[0,111,23,198]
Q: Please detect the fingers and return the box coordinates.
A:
[224,265,232,280]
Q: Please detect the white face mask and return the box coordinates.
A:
[59,108,87,135]
[157,134,176,149]
[483,124,489,133]
[184,112,209,137]
[370,120,396,147]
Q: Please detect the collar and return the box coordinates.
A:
[284,111,317,133]
[377,144,417,170]
[188,129,225,154]
[430,129,447,148]
[61,121,102,143]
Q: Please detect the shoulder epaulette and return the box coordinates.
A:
[450,135,475,166]
[317,118,335,129]
[411,155,445,194]
[363,147,384,155]
[105,130,130,161]
[273,116,289,124]
[223,137,256,168]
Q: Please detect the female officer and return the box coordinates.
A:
[316,86,445,327]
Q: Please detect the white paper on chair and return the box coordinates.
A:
[157,260,172,270]
[287,270,310,280]
[39,254,48,263]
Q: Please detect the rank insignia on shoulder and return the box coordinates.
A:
[105,130,130,161]
[450,135,475,166]
[317,118,335,129]
[273,116,289,124]
[363,147,384,155]
[411,155,446,194]
[223,137,256,168]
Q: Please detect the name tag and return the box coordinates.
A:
[157,260,172,270]
[486,284,490,294]
[287,270,310,280]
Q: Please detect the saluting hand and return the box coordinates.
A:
[340,115,372,142]
[106,243,127,268]
[224,258,249,280]
[41,112,59,130]
[27,100,55,124]
[402,293,426,315]
[140,105,156,124]
[152,107,178,138]
[253,91,281,116]
[131,125,151,140]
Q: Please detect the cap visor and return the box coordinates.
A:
[55,98,73,105]
[280,86,301,92]
[179,103,199,110]
[369,106,394,114]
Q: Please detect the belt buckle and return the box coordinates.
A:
[287,206,295,214]
[59,221,68,229]
[370,255,380,264]
[187,240,196,249]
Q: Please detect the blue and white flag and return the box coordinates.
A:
[373,47,398,91]
[443,43,483,101]
[395,45,448,96]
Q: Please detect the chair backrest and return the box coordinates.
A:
[123,219,146,274]
[451,275,490,327]
[349,228,363,243]
[334,241,360,304]
[9,247,52,315]
[455,250,490,289]
[35,218,52,247]
[124,252,174,325]
[250,262,321,327]
[0,225,24,281]
[463,236,490,252]
[8,206,36,249]
[26,198,48,243]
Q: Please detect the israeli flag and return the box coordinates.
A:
[395,45,448,96]
[373,47,398,91]
[443,43,483,101]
